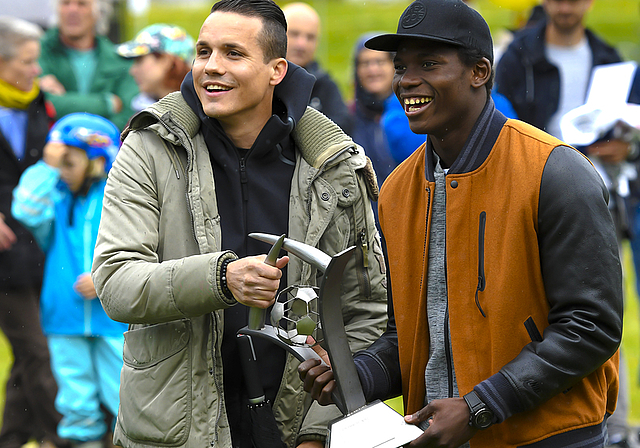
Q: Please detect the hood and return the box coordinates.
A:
[181,61,315,151]
[353,32,390,117]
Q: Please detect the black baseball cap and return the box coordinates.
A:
[365,0,493,64]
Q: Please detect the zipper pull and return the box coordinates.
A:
[359,229,368,268]
[239,158,248,201]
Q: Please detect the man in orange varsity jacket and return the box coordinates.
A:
[298,0,623,447]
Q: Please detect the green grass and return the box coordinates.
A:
[623,242,640,425]
[119,0,640,102]
[0,330,12,425]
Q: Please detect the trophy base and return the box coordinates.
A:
[327,400,423,448]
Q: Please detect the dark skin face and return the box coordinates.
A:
[392,39,491,167]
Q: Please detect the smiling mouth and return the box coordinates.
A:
[404,96,433,112]
[205,85,232,93]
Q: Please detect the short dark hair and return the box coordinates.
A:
[210,0,287,62]
[458,45,494,93]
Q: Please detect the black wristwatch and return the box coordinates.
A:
[463,391,494,429]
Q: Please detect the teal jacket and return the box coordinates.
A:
[12,161,127,337]
[39,28,139,130]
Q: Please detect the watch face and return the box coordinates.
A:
[474,409,493,429]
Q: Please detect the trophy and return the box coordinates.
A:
[238,233,423,448]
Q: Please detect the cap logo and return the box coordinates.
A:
[401,2,426,29]
[72,127,113,148]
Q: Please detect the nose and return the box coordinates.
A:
[204,50,224,75]
[395,67,422,91]
[557,0,574,13]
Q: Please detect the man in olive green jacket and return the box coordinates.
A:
[91,1,387,447]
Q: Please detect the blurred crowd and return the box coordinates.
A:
[1,0,640,447]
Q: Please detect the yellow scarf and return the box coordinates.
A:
[0,78,40,110]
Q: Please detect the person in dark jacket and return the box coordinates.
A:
[495,0,621,136]
[0,15,69,448]
[299,1,622,447]
[349,33,397,190]
[282,2,353,134]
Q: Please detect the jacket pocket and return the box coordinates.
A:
[119,319,192,445]
[474,211,487,317]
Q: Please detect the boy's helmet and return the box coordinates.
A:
[48,113,120,172]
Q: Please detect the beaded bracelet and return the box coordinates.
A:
[220,258,234,300]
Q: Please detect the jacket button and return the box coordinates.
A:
[342,189,350,198]
[30,148,39,157]
[450,180,458,188]
[321,192,330,201]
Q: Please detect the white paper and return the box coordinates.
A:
[560,103,640,146]
[328,400,423,448]
[560,61,640,146]
[586,61,638,106]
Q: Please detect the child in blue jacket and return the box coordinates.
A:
[12,113,127,448]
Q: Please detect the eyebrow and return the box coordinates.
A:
[394,50,444,61]
[196,39,247,51]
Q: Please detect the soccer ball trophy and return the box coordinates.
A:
[271,285,322,347]
[238,233,423,448]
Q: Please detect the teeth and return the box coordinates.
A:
[404,97,432,105]
[404,97,432,111]
[206,85,231,92]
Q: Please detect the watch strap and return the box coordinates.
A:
[463,390,494,429]
[463,390,483,411]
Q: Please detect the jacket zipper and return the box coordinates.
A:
[475,211,487,317]
[239,156,249,201]
[164,141,197,244]
[238,153,252,254]
[424,186,431,288]
[444,306,454,398]
[355,228,371,300]
[525,58,535,104]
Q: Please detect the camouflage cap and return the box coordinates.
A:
[117,23,195,63]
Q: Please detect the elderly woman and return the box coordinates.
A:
[117,24,195,111]
[0,15,68,448]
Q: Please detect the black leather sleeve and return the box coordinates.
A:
[498,145,623,412]
[353,232,403,402]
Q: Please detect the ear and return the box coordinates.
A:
[88,156,106,177]
[471,57,491,89]
[270,58,288,86]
